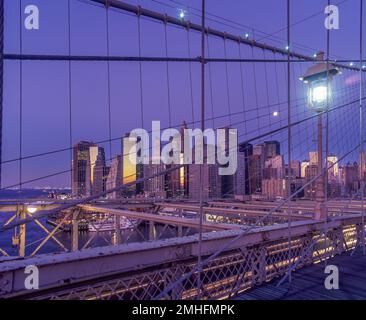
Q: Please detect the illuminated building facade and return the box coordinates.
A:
[72,141,106,198]
[106,155,122,199]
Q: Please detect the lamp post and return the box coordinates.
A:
[300,51,339,220]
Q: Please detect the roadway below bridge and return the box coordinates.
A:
[79,204,241,231]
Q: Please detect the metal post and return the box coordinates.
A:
[148,221,155,241]
[178,225,183,237]
[114,214,121,245]
[178,208,183,237]
[72,210,79,251]
[315,112,326,220]
[19,206,26,257]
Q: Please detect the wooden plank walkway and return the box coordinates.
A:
[235,249,366,300]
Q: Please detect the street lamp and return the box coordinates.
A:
[26,205,38,214]
[179,10,185,20]
[300,51,339,220]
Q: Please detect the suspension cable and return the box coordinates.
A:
[206,32,215,129]
[67,0,73,197]
[360,0,365,254]
[0,0,3,189]
[237,39,247,136]
[19,0,23,192]
[251,42,260,132]
[186,23,195,125]
[197,0,205,299]
[105,0,113,162]
[286,0,292,283]
[137,11,144,128]
[223,35,232,126]
[164,18,172,127]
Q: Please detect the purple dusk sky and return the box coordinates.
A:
[2,0,365,188]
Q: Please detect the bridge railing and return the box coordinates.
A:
[0,213,362,300]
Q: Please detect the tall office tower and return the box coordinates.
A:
[165,122,189,198]
[143,136,166,198]
[72,142,107,198]
[251,144,266,193]
[304,164,318,199]
[309,151,318,165]
[249,154,262,193]
[91,147,106,196]
[235,143,253,196]
[301,160,310,178]
[218,126,238,198]
[253,144,265,156]
[121,133,144,197]
[327,155,339,182]
[263,141,280,159]
[103,166,110,193]
[264,155,285,179]
[72,141,94,198]
[144,162,166,199]
[188,163,221,200]
[106,155,122,200]
[340,162,360,195]
[188,143,221,200]
[289,160,301,178]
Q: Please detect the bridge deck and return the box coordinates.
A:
[235,250,366,300]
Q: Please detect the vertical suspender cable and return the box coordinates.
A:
[106,0,112,162]
[137,9,144,196]
[0,0,3,189]
[238,39,247,136]
[251,44,260,132]
[206,33,215,129]
[19,0,23,191]
[223,35,232,126]
[324,0,331,264]
[206,33,219,198]
[263,49,271,130]
[68,0,73,196]
[164,19,172,127]
[186,24,195,125]
[273,51,281,107]
[286,0,292,283]
[359,0,365,254]
[137,10,144,129]
[197,0,205,299]
[238,39,249,194]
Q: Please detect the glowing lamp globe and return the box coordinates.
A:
[27,206,37,214]
[300,51,339,112]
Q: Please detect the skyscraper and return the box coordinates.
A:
[264,141,280,159]
[91,146,106,195]
[121,133,144,196]
[106,155,122,200]
[72,142,106,198]
[309,151,318,165]
[327,155,339,182]
[301,160,310,178]
[72,141,93,198]
[218,127,237,198]
[235,143,253,197]
[264,155,284,179]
